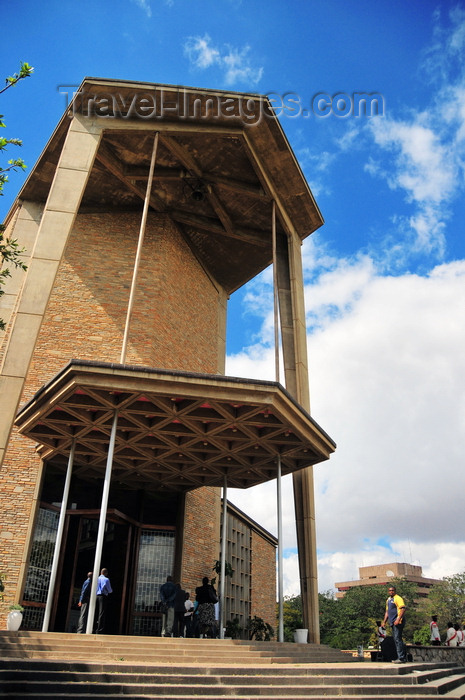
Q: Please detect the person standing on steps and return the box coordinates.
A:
[382,585,407,663]
[184,592,194,638]
[76,572,92,634]
[195,576,217,638]
[172,583,187,637]
[96,568,113,634]
[159,575,176,637]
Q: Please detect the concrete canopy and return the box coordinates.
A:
[12,78,324,294]
[14,360,335,494]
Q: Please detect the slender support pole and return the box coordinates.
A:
[272,200,280,384]
[42,439,76,632]
[277,455,284,642]
[272,199,284,641]
[120,131,159,364]
[86,411,119,634]
[219,475,228,639]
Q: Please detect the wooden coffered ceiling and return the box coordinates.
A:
[15,361,336,494]
[14,78,324,294]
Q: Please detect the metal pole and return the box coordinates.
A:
[219,475,228,639]
[277,455,284,642]
[272,199,284,641]
[86,411,119,634]
[120,131,159,364]
[272,200,280,384]
[42,439,76,632]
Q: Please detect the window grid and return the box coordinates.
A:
[131,529,175,635]
[23,508,59,603]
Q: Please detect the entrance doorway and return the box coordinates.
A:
[21,506,176,635]
[56,512,131,633]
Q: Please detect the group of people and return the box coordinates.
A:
[159,575,218,638]
[76,569,219,638]
[76,568,113,634]
[434,619,465,647]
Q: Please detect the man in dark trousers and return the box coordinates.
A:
[172,583,187,637]
[159,575,176,637]
[76,572,92,633]
[96,568,113,634]
[382,585,407,663]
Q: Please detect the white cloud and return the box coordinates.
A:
[368,119,455,205]
[131,0,152,18]
[184,34,221,69]
[227,255,465,595]
[223,45,263,86]
[183,34,263,86]
[366,117,456,256]
[362,8,465,260]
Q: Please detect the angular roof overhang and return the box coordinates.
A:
[10,78,324,294]
[15,361,335,493]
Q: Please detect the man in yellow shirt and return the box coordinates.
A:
[382,585,407,663]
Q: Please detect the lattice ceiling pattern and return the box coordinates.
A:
[15,362,335,493]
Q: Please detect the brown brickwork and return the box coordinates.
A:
[180,487,221,597]
[251,530,277,635]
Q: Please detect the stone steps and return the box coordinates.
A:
[1,632,465,699]
[2,667,465,699]
[0,630,351,664]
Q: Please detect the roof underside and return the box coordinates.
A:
[15,361,336,494]
[15,79,324,293]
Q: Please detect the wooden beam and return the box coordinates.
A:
[161,135,239,239]
[95,141,166,211]
[160,135,203,177]
[122,164,268,199]
[170,209,268,247]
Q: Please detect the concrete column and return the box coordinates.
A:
[0,116,102,469]
[0,201,43,336]
[276,228,319,643]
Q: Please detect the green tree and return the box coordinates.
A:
[318,590,341,646]
[0,62,33,330]
[412,623,431,645]
[282,594,304,642]
[416,571,465,638]
[328,584,389,649]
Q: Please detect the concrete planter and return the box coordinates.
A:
[294,628,308,643]
[7,610,23,631]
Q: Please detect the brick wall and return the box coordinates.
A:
[251,530,277,634]
[180,487,221,598]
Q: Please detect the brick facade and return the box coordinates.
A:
[251,530,277,629]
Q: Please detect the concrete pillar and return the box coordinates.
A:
[0,115,102,469]
[277,228,319,643]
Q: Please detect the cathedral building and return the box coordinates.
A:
[0,79,335,638]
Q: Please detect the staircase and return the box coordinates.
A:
[1,631,465,699]
[0,630,352,664]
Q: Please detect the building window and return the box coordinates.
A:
[131,529,175,636]
[22,507,60,629]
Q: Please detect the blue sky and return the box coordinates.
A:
[2,0,465,595]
